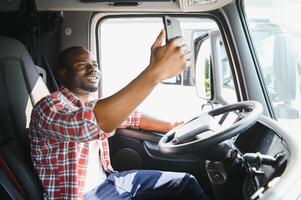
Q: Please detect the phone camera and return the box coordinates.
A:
[167,19,171,26]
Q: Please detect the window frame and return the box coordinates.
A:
[90,13,243,106]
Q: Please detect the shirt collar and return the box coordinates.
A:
[60,86,97,109]
[60,86,84,108]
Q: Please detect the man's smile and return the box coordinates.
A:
[85,75,99,83]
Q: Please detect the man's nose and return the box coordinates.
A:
[87,64,97,72]
[87,64,100,74]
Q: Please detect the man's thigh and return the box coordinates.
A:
[83,178,131,200]
[84,170,208,200]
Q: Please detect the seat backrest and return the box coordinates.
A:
[0,36,50,199]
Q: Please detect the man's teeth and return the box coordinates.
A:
[87,77,97,80]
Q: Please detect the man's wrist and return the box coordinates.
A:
[144,64,164,85]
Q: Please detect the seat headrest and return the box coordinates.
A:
[0,36,49,103]
[0,36,49,144]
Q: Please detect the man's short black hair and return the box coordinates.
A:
[58,46,86,70]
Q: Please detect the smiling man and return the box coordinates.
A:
[28,30,208,200]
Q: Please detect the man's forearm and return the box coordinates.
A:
[139,114,176,133]
[93,67,160,132]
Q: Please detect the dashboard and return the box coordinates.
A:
[234,121,289,199]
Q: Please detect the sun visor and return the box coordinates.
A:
[0,0,22,12]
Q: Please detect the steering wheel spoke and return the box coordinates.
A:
[174,113,216,143]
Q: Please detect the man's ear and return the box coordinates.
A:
[58,68,67,80]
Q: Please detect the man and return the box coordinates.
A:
[29,30,208,200]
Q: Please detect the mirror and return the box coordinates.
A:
[194,29,237,104]
[194,34,212,100]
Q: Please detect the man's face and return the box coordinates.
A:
[64,49,100,93]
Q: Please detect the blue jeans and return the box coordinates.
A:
[83,170,208,200]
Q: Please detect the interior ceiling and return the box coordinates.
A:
[35,0,233,12]
[0,0,22,12]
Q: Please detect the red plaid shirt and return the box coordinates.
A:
[29,87,141,200]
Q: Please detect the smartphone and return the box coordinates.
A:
[163,16,183,46]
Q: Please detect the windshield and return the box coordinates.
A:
[243,0,301,131]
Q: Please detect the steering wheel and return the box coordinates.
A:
[159,101,263,154]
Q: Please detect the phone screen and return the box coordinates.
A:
[163,16,182,45]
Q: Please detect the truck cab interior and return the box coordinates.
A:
[1,0,301,199]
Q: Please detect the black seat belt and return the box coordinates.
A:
[20,0,62,91]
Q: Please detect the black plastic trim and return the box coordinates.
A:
[115,128,162,143]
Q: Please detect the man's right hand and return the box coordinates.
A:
[148,30,191,83]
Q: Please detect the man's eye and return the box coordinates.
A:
[76,63,87,69]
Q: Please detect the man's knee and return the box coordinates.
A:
[181,173,209,200]
[183,173,200,189]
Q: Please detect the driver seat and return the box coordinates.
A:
[0,36,49,199]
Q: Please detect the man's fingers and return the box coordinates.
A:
[171,42,191,68]
[180,44,190,55]
[152,29,165,49]
[169,36,184,48]
[183,52,192,67]
[185,59,192,68]
[183,51,192,59]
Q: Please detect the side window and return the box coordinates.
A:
[244,0,301,130]
[98,17,236,121]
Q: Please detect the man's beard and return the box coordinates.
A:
[64,77,99,93]
[82,84,98,92]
